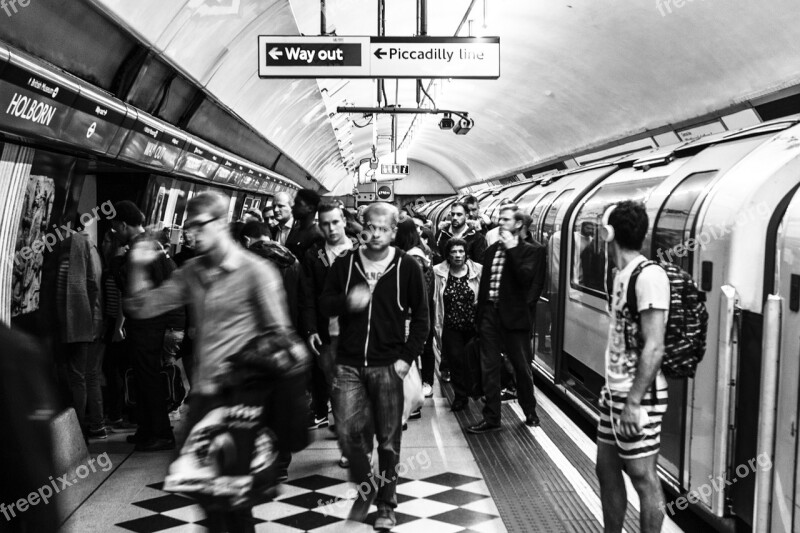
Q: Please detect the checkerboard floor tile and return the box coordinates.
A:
[116,472,499,532]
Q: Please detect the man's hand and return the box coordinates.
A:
[347,284,371,312]
[393,359,410,379]
[616,402,647,438]
[112,326,126,342]
[307,333,322,356]
[129,240,160,265]
[499,230,517,250]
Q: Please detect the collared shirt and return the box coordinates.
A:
[276,216,294,245]
[124,245,291,395]
[488,246,506,301]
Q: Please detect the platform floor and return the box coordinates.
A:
[59,380,685,533]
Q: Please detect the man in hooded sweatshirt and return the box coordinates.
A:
[320,202,429,531]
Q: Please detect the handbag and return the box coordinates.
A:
[402,360,424,424]
[124,362,186,411]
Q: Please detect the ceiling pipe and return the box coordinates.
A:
[377,0,385,107]
[416,0,427,104]
[320,0,326,35]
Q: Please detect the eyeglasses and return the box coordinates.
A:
[184,217,220,233]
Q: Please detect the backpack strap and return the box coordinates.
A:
[625,260,657,323]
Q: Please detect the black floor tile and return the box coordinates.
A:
[421,472,483,487]
[117,514,188,533]
[427,489,491,507]
[280,491,333,510]
[132,494,195,513]
[273,510,340,530]
[285,474,345,491]
[429,508,499,528]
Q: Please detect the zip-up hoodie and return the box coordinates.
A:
[319,247,429,367]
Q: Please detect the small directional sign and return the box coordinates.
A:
[258,36,499,79]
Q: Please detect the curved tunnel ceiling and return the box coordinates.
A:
[90,0,800,193]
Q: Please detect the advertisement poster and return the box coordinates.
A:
[11,175,56,317]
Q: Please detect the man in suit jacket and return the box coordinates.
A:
[468,204,546,433]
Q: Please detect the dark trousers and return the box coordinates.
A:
[479,305,537,425]
[332,364,403,509]
[420,330,435,385]
[58,341,104,431]
[311,355,330,420]
[101,337,127,422]
[441,327,474,402]
[128,325,172,441]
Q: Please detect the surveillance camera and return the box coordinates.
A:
[453,117,474,135]
[439,113,455,130]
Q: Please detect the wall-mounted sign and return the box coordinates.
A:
[259,36,499,79]
[376,185,393,201]
[380,164,409,175]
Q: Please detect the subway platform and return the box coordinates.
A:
[58,381,685,533]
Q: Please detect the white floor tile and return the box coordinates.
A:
[462,497,500,516]
[392,518,465,533]
[395,498,458,518]
[471,517,509,533]
[395,480,450,498]
[457,479,491,496]
[251,501,309,521]
[161,503,206,523]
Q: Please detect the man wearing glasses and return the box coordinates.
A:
[123,192,298,531]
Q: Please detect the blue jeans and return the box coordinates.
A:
[332,364,404,509]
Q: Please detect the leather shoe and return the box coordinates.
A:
[374,505,397,530]
[525,413,540,427]
[135,437,176,452]
[466,420,501,434]
[451,399,467,412]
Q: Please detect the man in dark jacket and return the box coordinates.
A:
[468,205,545,434]
[301,202,353,453]
[435,201,487,264]
[112,201,184,451]
[285,189,324,265]
[320,202,429,531]
[240,220,301,329]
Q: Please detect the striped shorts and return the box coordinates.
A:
[596,385,668,460]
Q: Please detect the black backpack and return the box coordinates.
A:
[626,261,709,379]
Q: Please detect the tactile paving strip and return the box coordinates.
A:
[445,383,641,532]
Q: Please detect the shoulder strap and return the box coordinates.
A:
[625,260,657,322]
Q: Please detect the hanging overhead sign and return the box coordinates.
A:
[258,36,499,79]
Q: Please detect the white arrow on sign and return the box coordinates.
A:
[268,48,283,61]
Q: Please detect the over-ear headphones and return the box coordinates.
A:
[599,205,616,243]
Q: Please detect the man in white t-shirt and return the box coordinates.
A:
[595,200,670,533]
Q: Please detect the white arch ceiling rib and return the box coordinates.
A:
[92,0,800,192]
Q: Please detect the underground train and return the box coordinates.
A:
[422,116,800,532]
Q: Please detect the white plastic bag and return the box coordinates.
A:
[402,360,424,424]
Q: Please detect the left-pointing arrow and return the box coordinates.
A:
[268,47,283,61]
[374,48,386,59]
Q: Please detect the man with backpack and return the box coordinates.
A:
[595,200,671,533]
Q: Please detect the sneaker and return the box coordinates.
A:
[409,408,422,420]
[338,455,350,468]
[441,371,451,383]
[374,505,397,531]
[422,383,433,398]
[309,416,329,430]
[87,427,108,439]
[501,388,517,402]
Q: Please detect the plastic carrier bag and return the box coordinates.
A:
[402,360,424,424]
[163,386,279,510]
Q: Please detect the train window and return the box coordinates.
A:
[529,192,556,237]
[571,177,666,297]
[540,190,574,244]
[652,171,717,273]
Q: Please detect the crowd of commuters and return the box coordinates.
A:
[39,185,671,533]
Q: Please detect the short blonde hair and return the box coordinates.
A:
[363,202,399,228]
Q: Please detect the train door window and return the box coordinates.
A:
[528,192,556,240]
[571,177,666,297]
[652,171,718,273]
[541,190,573,245]
[515,192,543,219]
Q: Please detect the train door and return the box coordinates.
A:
[650,170,718,486]
[769,186,800,533]
[535,190,573,375]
